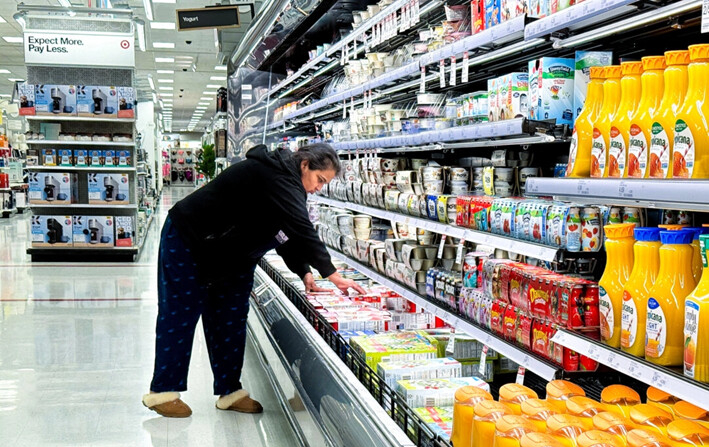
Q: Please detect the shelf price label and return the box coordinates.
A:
[420,66,426,93]
[479,345,489,375]
[577,180,591,196]
[455,239,466,265]
[516,366,526,385]
[450,56,457,86]
[439,60,446,88]
[437,234,447,259]
[462,52,469,83]
[704,0,709,33]
[618,180,635,199]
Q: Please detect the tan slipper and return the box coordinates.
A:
[216,390,263,414]
[142,392,192,418]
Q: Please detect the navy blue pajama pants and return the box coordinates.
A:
[150,216,255,396]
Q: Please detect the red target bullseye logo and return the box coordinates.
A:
[120,40,130,49]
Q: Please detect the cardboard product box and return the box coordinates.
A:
[501,0,528,22]
[459,359,495,381]
[396,377,490,407]
[500,72,529,120]
[16,82,36,116]
[76,85,118,118]
[41,148,57,166]
[114,215,135,247]
[74,150,88,167]
[31,215,73,246]
[574,51,613,122]
[116,150,131,167]
[88,172,130,205]
[377,358,462,388]
[471,0,485,34]
[72,215,115,247]
[413,407,454,440]
[484,0,500,29]
[103,150,117,167]
[487,78,499,122]
[26,149,39,166]
[34,85,76,116]
[528,57,575,126]
[87,149,104,167]
[349,332,438,370]
[117,86,136,119]
[39,123,61,141]
[28,172,77,204]
[58,149,74,167]
[528,0,549,17]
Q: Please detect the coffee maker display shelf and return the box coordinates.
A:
[25,140,135,147]
[25,116,136,123]
[28,166,137,172]
[30,204,138,210]
[312,196,561,261]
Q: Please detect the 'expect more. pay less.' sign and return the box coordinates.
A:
[24,31,135,68]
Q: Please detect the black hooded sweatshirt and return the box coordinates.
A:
[168,145,336,282]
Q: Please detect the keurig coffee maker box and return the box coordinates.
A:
[31,215,73,246]
[35,85,77,116]
[114,215,135,247]
[28,172,77,204]
[117,87,135,118]
[77,85,118,118]
[88,172,130,204]
[72,215,115,247]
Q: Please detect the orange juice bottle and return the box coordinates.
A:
[566,396,608,430]
[674,401,709,430]
[667,419,709,447]
[567,66,606,177]
[626,56,667,178]
[521,399,560,432]
[593,412,637,444]
[601,385,641,418]
[600,223,636,348]
[546,380,586,414]
[646,230,697,366]
[621,227,662,357]
[683,234,709,382]
[673,44,709,179]
[648,50,690,178]
[608,61,643,177]
[521,432,566,447]
[473,400,516,447]
[626,428,674,447]
[576,430,625,447]
[687,228,709,283]
[493,415,539,447]
[630,404,674,437]
[499,383,539,415]
[591,65,622,177]
[546,414,587,447]
[452,386,493,447]
[646,387,680,417]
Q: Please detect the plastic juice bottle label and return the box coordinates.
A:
[646,298,667,358]
[608,127,625,177]
[673,120,694,178]
[600,286,614,340]
[684,299,699,378]
[567,130,579,176]
[649,122,671,178]
[621,290,638,348]
[591,128,606,177]
[627,124,647,177]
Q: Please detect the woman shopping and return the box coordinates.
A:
[142,143,365,418]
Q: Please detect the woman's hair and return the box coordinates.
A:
[293,143,341,175]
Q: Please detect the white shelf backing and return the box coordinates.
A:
[526,178,709,212]
[27,166,136,172]
[326,248,561,381]
[524,0,637,40]
[312,196,560,261]
[26,116,136,123]
[26,140,135,146]
[552,329,709,411]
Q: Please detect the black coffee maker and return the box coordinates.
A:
[104,176,118,201]
[92,88,107,115]
[46,218,64,244]
[50,87,65,114]
[84,218,103,244]
[44,176,60,201]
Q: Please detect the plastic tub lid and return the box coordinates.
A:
[601,384,641,405]
[667,419,709,442]
[660,229,694,245]
[547,379,586,400]
[593,411,636,433]
[634,227,661,242]
[621,61,644,76]
[499,383,538,404]
[495,414,538,435]
[577,430,625,447]
[626,428,674,447]
[630,404,674,426]
[521,432,566,447]
[674,401,709,421]
[658,224,688,230]
[642,56,667,71]
[455,385,493,406]
[665,50,690,66]
[521,398,559,419]
[566,396,606,417]
[604,223,636,239]
[604,65,622,78]
[475,400,515,418]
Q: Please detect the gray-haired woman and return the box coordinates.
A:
[142,143,365,417]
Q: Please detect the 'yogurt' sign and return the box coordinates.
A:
[24,31,134,68]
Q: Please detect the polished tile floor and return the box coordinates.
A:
[0,187,299,446]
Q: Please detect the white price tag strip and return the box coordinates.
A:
[455,239,466,265]
[342,100,347,119]
[437,234,447,259]
[516,366,526,385]
[479,345,489,375]
[439,60,445,88]
[462,52,469,83]
[446,332,456,354]
[450,56,457,86]
[420,66,426,93]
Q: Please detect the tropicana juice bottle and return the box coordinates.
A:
[688,227,709,283]
[599,223,636,349]
[451,386,493,447]
[591,65,622,177]
[567,66,606,177]
[626,56,667,178]
[607,61,643,177]
[648,50,690,178]
[673,44,709,179]
[646,230,697,366]
[683,234,709,382]
[621,227,661,357]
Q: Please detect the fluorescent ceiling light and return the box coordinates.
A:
[155,57,175,63]
[0,69,10,74]
[143,0,153,21]
[159,86,174,91]
[198,102,210,106]
[2,36,23,43]
[57,0,71,7]
[136,21,146,52]
[153,42,175,49]
[0,16,6,23]
[202,91,214,95]
[150,22,175,30]
[157,70,174,74]
[157,79,174,83]
[147,75,155,90]
[196,106,207,110]
[215,65,227,71]
[162,98,173,102]
[8,78,24,82]
[0,94,11,97]
[206,85,221,89]
[160,93,174,97]
[200,97,212,100]
[210,76,227,81]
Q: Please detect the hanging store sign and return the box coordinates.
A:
[176,6,245,31]
[23,31,135,68]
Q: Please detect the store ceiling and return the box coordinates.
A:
[0,0,259,133]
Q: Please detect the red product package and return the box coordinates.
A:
[500,264,512,303]
[529,275,551,320]
[503,304,518,341]
[583,283,600,328]
[516,313,533,349]
[471,0,485,34]
[508,266,523,308]
[457,196,473,227]
[531,319,550,359]
[490,300,507,336]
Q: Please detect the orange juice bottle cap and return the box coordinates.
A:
[674,401,709,421]
[621,61,644,76]
[642,56,667,71]
[667,419,709,441]
[604,223,636,239]
[630,404,674,425]
[601,384,641,404]
[547,380,586,399]
[499,383,538,403]
[646,387,677,404]
[664,50,691,66]
[475,400,515,418]
[604,65,622,78]
[626,428,674,447]
[547,414,588,433]
[567,396,606,417]
[689,44,709,61]
[496,414,538,433]
[521,398,559,417]
[590,66,607,79]
[658,224,688,230]
[577,430,625,447]
[521,432,567,447]
[455,385,493,405]
[593,411,635,431]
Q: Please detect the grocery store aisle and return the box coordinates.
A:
[0,187,300,446]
